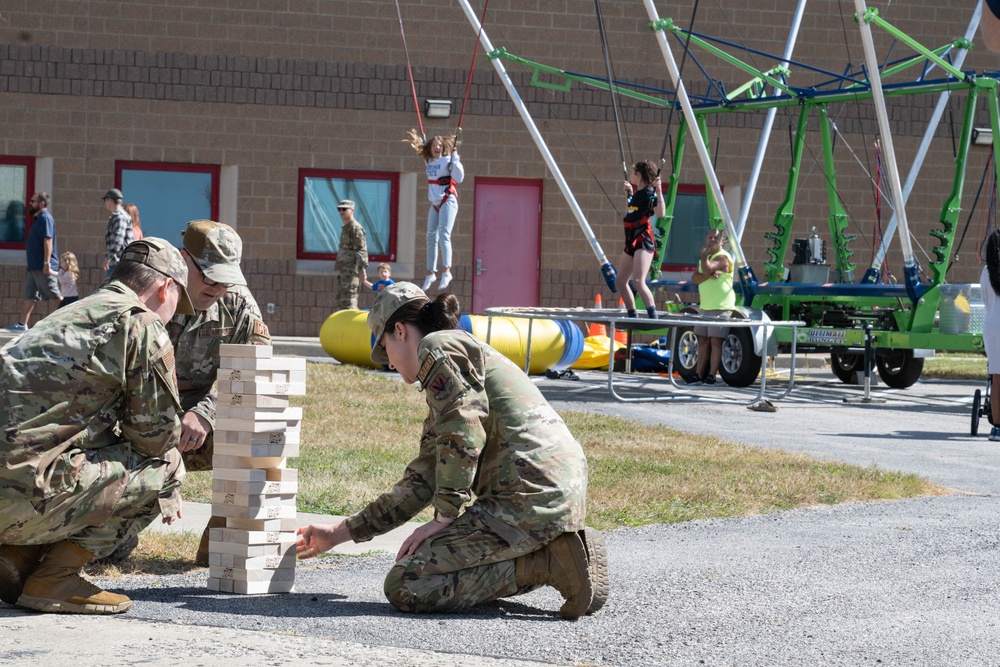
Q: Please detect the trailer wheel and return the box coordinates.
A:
[719,327,762,388]
[829,352,872,385]
[875,349,924,389]
[670,326,700,383]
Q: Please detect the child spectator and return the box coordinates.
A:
[58,251,80,307]
[124,203,143,241]
[370,262,395,292]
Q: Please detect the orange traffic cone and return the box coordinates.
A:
[614,298,628,344]
[587,294,606,337]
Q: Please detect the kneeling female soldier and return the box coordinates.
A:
[296,282,608,618]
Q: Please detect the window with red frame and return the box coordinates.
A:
[115,161,220,242]
[0,156,35,248]
[298,169,398,262]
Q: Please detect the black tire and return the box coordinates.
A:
[670,326,700,383]
[830,352,865,385]
[972,388,982,436]
[875,349,924,389]
[718,327,762,388]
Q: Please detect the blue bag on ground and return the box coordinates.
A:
[614,345,672,373]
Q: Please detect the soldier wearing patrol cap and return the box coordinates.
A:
[334,199,369,310]
[0,237,193,615]
[297,282,610,619]
[166,220,271,566]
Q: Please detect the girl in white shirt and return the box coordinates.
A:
[58,251,80,307]
[405,130,465,291]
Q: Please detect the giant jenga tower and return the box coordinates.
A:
[206,343,306,594]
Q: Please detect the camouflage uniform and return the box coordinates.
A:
[335,218,368,310]
[346,330,588,613]
[168,285,271,472]
[0,282,185,558]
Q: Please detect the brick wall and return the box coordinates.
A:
[0,1,995,334]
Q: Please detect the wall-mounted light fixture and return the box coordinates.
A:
[424,99,453,119]
[972,127,993,146]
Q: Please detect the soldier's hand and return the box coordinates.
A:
[162,498,183,525]
[396,517,451,562]
[178,411,211,452]
[296,522,343,559]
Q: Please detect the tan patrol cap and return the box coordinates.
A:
[119,237,195,315]
[182,220,247,287]
[367,281,429,365]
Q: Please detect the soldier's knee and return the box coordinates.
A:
[383,563,418,612]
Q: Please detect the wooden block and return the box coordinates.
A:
[212,479,298,495]
[224,517,290,531]
[233,579,295,595]
[210,566,296,583]
[266,468,297,482]
[209,527,296,545]
[215,406,302,422]
[214,418,301,433]
[207,576,235,592]
[217,379,306,396]
[218,356,307,372]
[213,503,296,521]
[209,540,293,558]
[217,393,290,409]
[209,551,297,570]
[219,343,272,359]
[214,430,300,447]
[211,491,296,508]
[212,454,287,470]
[213,468,267,483]
[214,442,300,458]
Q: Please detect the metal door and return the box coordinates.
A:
[471,177,542,313]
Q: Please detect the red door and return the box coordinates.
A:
[471,178,542,313]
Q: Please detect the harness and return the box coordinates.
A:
[429,175,458,212]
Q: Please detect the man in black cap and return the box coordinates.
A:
[101,188,133,276]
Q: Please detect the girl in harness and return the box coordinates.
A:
[406,130,465,292]
[618,159,665,318]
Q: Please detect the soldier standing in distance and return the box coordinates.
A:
[0,238,195,614]
[335,199,369,309]
[297,282,610,619]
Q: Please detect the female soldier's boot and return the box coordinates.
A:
[0,544,44,604]
[580,527,610,614]
[16,540,131,614]
[514,531,593,619]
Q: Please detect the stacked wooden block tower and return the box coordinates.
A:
[207,343,306,594]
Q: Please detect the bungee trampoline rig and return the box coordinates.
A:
[457,0,999,390]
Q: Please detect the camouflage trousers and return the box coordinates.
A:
[182,430,214,472]
[337,274,360,310]
[0,445,183,559]
[384,508,557,613]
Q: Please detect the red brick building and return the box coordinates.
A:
[0,1,994,334]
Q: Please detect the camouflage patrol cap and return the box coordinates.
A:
[119,237,195,315]
[182,220,247,287]
[368,281,429,365]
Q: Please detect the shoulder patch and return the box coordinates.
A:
[416,354,436,384]
[253,319,270,338]
[427,373,454,402]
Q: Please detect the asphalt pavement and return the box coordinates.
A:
[3,339,1000,666]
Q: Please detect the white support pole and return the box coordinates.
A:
[454,0,612,271]
[853,0,916,267]
[735,0,808,240]
[643,0,746,267]
[868,1,982,270]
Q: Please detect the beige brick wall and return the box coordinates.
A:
[0,1,995,334]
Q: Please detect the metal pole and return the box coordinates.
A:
[643,2,746,268]
[865,2,982,278]
[853,0,922,300]
[735,0,808,240]
[454,0,619,291]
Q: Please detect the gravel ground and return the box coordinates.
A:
[4,367,1000,666]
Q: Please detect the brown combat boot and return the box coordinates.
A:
[0,544,44,605]
[195,516,228,566]
[515,532,593,619]
[16,540,131,614]
[580,527,610,614]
